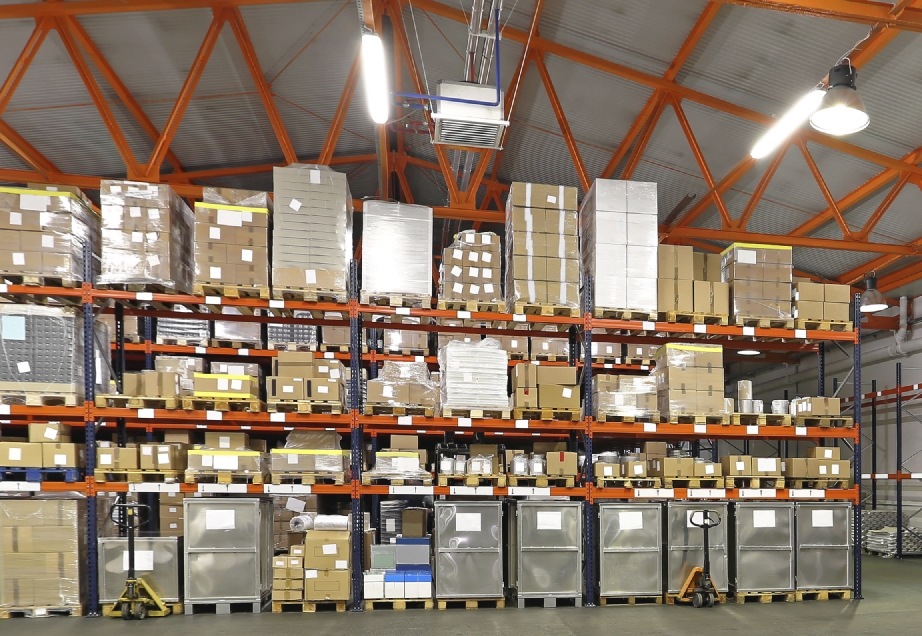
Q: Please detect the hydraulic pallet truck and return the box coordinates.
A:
[676,509,722,608]
[106,502,173,619]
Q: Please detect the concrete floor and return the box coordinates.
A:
[23,556,922,635]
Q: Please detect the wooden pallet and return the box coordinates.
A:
[795,589,851,602]
[95,395,179,410]
[734,316,795,329]
[270,601,304,613]
[511,407,581,422]
[513,303,581,318]
[442,407,511,420]
[155,336,208,347]
[384,348,428,357]
[505,475,575,488]
[0,467,82,483]
[662,477,725,489]
[210,339,261,349]
[271,471,346,485]
[663,413,730,425]
[0,391,82,407]
[272,287,348,303]
[665,592,726,605]
[786,479,852,489]
[302,601,347,612]
[436,299,502,314]
[102,602,182,616]
[267,400,343,414]
[529,354,569,362]
[194,283,270,300]
[0,274,80,289]
[793,415,853,429]
[363,404,435,418]
[622,358,654,367]
[437,598,505,610]
[364,598,434,611]
[437,473,507,487]
[794,319,853,332]
[595,411,660,424]
[361,475,433,486]
[185,470,266,485]
[96,469,183,483]
[514,596,581,609]
[593,308,657,321]
[97,282,187,297]
[0,605,83,619]
[600,595,662,606]
[732,591,795,604]
[595,477,662,489]
[765,413,792,427]
[268,342,317,352]
[507,352,528,361]
[660,311,729,326]
[183,397,263,412]
[360,292,431,309]
[724,476,786,489]
[730,413,766,427]
[184,601,267,615]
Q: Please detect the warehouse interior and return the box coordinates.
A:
[0,0,921,631]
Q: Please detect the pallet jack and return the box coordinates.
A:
[676,509,722,608]
[107,502,173,619]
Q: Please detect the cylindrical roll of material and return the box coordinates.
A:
[724,398,735,414]
[740,399,754,414]
[312,515,349,530]
[737,380,753,400]
[771,400,789,415]
[752,400,763,414]
[289,513,317,532]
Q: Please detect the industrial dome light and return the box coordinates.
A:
[859,274,888,314]
[809,63,869,136]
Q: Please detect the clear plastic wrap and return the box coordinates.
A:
[98,180,194,293]
[439,230,502,303]
[361,201,433,303]
[0,305,86,400]
[654,343,725,418]
[284,430,342,450]
[155,304,209,345]
[510,453,529,475]
[194,197,269,289]
[289,513,319,532]
[380,500,407,543]
[531,326,569,359]
[436,318,481,350]
[721,243,793,320]
[192,372,258,398]
[186,449,267,478]
[380,315,429,353]
[154,356,205,395]
[529,454,546,476]
[467,454,494,475]
[270,449,347,474]
[100,314,139,343]
[210,361,260,378]
[366,451,430,480]
[579,179,658,313]
[273,164,352,296]
[594,375,657,419]
[366,361,438,409]
[438,338,509,411]
[0,497,84,608]
[268,311,318,349]
[505,182,580,310]
[214,306,261,344]
[0,186,101,283]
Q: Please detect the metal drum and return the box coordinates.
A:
[434,501,503,598]
[730,502,794,593]
[598,502,662,598]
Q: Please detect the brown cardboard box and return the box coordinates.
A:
[306,378,341,402]
[643,442,668,457]
[693,461,722,478]
[514,387,539,408]
[402,508,428,538]
[692,251,704,281]
[823,302,850,322]
[140,443,185,470]
[268,376,306,400]
[658,279,676,312]
[621,461,646,479]
[272,589,302,601]
[390,435,419,450]
[0,442,42,467]
[204,431,249,450]
[538,384,580,409]
[546,451,578,476]
[303,530,350,569]
[711,282,729,315]
[794,282,825,302]
[705,253,721,282]
[304,569,350,602]
[796,397,841,416]
[721,455,752,476]
[676,279,694,312]
[795,300,825,320]
[807,446,841,460]
[27,422,71,443]
[824,284,851,303]
[751,456,781,476]
[807,458,830,479]
[97,445,139,470]
[594,463,619,479]
[696,367,724,392]
[512,364,538,390]
[41,443,84,468]
[697,393,725,414]
[164,431,192,444]
[648,457,694,477]
[658,366,698,391]
[159,503,183,519]
[367,381,410,405]
[783,458,809,478]
[829,460,851,479]
[193,374,258,398]
[122,372,141,396]
[693,281,711,314]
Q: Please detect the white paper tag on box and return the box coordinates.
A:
[213,455,238,470]
[322,543,338,555]
[285,497,306,513]
[305,569,318,579]
[304,270,317,284]
[43,427,58,441]
[157,452,170,465]
[8,448,21,461]
[335,560,348,569]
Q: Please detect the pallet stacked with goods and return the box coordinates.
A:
[0,174,861,618]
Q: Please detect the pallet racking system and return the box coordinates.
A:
[0,251,862,612]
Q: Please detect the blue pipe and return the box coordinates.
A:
[394,7,502,108]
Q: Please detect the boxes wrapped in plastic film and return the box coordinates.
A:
[0,305,94,402]
[439,230,502,304]
[98,180,194,293]
[268,311,318,350]
[154,356,205,396]
[192,373,259,398]
[361,201,433,305]
[530,326,569,360]
[439,338,509,412]
[0,186,101,283]
[214,306,261,345]
[654,343,726,418]
[273,164,352,298]
[186,449,268,479]
[379,315,429,354]
[437,317,486,350]
[193,191,270,289]
[210,361,260,379]
[0,498,85,609]
[100,314,139,343]
[580,179,658,313]
[505,182,580,309]
[155,304,209,346]
[380,500,407,544]
[366,361,438,410]
[593,374,657,419]
[270,449,348,475]
[365,451,430,481]
[721,243,793,320]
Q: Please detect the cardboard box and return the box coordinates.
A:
[794,300,825,320]
[693,281,711,314]
[796,397,841,416]
[594,462,619,479]
[751,456,781,476]
[807,458,830,479]
[204,432,249,450]
[721,455,751,476]
[648,457,694,477]
[402,508,428,538]
[783,458,809,478]
[536,365,577,385]
[304,569,350,602]
[306,378,342,402]
[139,443,185,470]
[303,530,350,569]
[824,302,850,322]
[807,446,841,460]
[514,387,538,408]
[643,442,668,457]
[268,376,306,400]
[693,462,722,478]
[164,431,192,444]
[794,282,825,302]
[512,364,538,390]
[390,435,419,450]
[27,422,71,443]
[621,461,646,479]
[546,451,578,476]
[97,445,139,470]
[829,460,851,479]
[0,442,43,467]
[824,284,851,303]
[538,384,580,409]
[367,380,410,405]
[41,443,83,468]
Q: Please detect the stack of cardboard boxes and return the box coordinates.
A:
[658,246,729,316]
[193,187,270,290]
[381,316,430,355]
[271,495,316,551]
[365,361,438,414]
[159,491,188,538]
[98,180,194,293]
[368,435,427,479]
[530,327,569,360]
[186,432,268,482]
[655,343,725,418]
[361,201,433,306]
[791,396,841,417]
[722,454,782,480]
[0,423,84,472]
[792,281,852,323]
[365,508,431,601]
[0,499,82,609]
[272,164,353,298]
[511,364,580,412]
[120,370,181,400]
[721,243,793,321]
[0,185,100,282]
[267,352,345,407]
[580,179,658,314]
[439,230,502,305]
[272,548,306,602]
[302,526,351,603]
[783,447,851,481]
[153,356,205,396]
[505,182,580,310]
[193,362,260,401]
[592,375,657,420]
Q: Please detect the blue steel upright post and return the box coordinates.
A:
[582,274,595,607]
[896,362,903,559]
[83,239,99,617]
[852,293,862,598]
[349,260,364,610]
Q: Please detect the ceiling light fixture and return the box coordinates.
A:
[738,349,761,356]
[750,89,824,159]
[860,273,888,314]
[361,31,389,125]
[809,62,869,136]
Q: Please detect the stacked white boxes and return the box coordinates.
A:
[272,164,353,299]
[361,202,433,306]
[438,338,508,413]
[580,179,658,314]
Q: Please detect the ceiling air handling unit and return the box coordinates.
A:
[432,80,508,149]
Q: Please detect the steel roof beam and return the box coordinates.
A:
[736,141,787,230]
[0,0,323,19]
[877,259,922,293]
[719,0,922,31]
[797,139,856,240]
[667,225,914,254]
[620,93,667,181]
[318,50,360,166]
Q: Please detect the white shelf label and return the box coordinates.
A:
[397,416,413,426]
[861,474,871,480]
[512,314,526,322]
[195,346,207,354]
[694,424,707,434]
[912,473,922,479]
[240,425,251,430]
[742,326,755,336]
[206,411,223,421]
[237,349,249,356]
[693,324,707,334]
[640,365,650,371]
[0,284,7,293]
[0,405,10,415]
[795,329,807,339]
[687,488,726,498]
[449,486,493,496]
[642,321,655,331]
[747,425,759,435]
[739,488,776,498]
[515,419,528,429]
[199,483,247,493]
[456,311,471,319]
[0,481,41,492]
[643,423,657,433]
[135,292,153,301]
[789,489,825,498]
[389,485,433,495]
[635,488,674,498]
[270,413,286,422]
[604,364,613,369]
[415,356,425,362]
[457,417,472,428]
[205,296,222,305]
[269,300,285,309]
[874,473,888,479]
[138,408,155,419]
[324,352,335,359]
[396,307,411,316]
[196,424,207,429]
[129,483,180,493]
[508,487,550,496]
[795,426,808,436]
[264,484,312,494]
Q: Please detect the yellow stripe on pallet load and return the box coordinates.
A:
[189,449,260,457]
[270,449,350,455]
[658,343,724,353]
[195,202,269,214]
[720,242,793,255]
[193,373,254,381]
[0,186,79,199]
